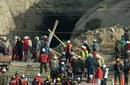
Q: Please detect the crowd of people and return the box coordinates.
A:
[7,29,130,85]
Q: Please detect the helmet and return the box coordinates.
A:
[42,48,45,52]
[67,40,71,43]
[37,73,41,77]
[81,45,86,49]
[57,77,60,81]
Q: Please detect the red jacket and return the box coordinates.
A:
[34,76,44,85]
[21,79,28,85]
[9,80,17,85]
[23,39,29,51]
[40,54,48,63]
[96,67,103,79]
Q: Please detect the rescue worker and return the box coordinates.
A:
[39,48,49,74]
[44,76,52,85]
[92,39,99,58]
[32,73,44,85]
[123,59,130,85]
[65,40,73,63]
[95,65,103,85]
[21,74,28,85]
[114,58,123,85]
[83,40,91,53]
[101,64,109,85]
[33,36,41,62]
[55,77,62,85]
[9,76,17,85]
[50,55,59,82]
[15,72,22,85]
[85,54,96,83]
[23,36,30,61]
[40,35,48,54]
[115,40,121,58]
[80,45,89,61]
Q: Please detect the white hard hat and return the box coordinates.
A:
[78,56,81,59]
[94,39,97,42]
[22,74,25,78]
[77,77,81,81]
[61,62,65,65]
[2,67,6,72]
[42,48,45,52]
[67,40,71,43]
[126,41,130,44]
[53,56,57,59]
[102,64,106,68]
[24,36,29,39]
[81,45,86,49]
[37,73,41,77]
[15,36,18,39]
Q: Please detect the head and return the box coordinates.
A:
[21,74,25,79]
[81,45,86,50]
[35,36,39,41]
[116,58,121,64]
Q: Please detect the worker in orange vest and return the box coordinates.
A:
[21,74,28,85]
[32,73,44,85]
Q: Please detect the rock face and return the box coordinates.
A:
[73,0,130,34]
[74,25,124,46]
[0,0,15,35]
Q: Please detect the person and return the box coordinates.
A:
[115,40,121,57]
[40,35,48,54]
[33,36,41,62]
[9,76,17,85]
[65,40,73,62]
[85,54,96,83]
[44,76,52,85]
[123,59,130,85]
[50,55,59,82]
[92,39,99,58]
[15,72,22,85]
[32,73,44,85]
[21,74,28,85]
[101,64,109,85]
[73,56,84,81]
[83,40,91,53]
[114,58,123,85]
[15,38,23,61]
[23,36,30,61]
[39,48,49,74]
[55,77,62,85]
[80,45,89,61]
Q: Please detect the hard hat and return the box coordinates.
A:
[78,56,81,59]
[53,56,57,59]
[24,36,29,39]
[81,45,86,49]
[116,58,120,62]
[126,41,130,44]
[57,77,61,81]
[67,40,71,43]
[37,73,41,77]
[61,62,65,65]
[22,74,25,78]
[94,39,97,42]
[42,48,45,52]
[2,67,6,72]
[15,36,19,39]
[77,77,81,81]
[102,64,106,68]
[83,40,88,44]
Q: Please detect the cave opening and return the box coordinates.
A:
[40,12,81,47]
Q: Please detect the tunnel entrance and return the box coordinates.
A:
[40,12,81,47]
